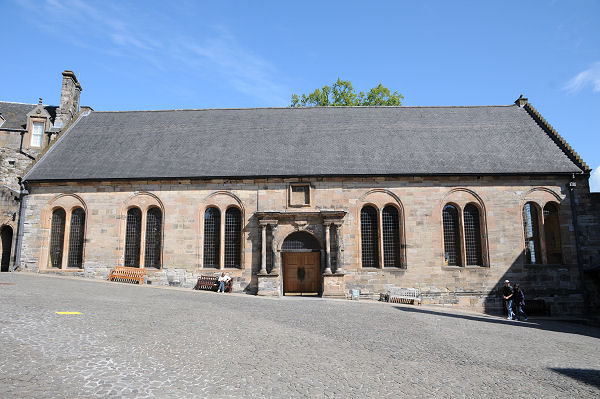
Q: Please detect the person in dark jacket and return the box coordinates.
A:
[502,280,515,320]
[513,283,528,321]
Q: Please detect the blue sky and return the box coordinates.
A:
[3,0,599,190]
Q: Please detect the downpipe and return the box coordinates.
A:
[11,179,28,272]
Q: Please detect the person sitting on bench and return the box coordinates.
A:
[217,272,231,293]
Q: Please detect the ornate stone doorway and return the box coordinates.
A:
[1,225,13,272]
[281,232,321,296]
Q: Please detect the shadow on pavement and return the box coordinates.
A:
[393,306,600,339]
[550,368,600,389]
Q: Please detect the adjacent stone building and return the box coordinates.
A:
[15,91,597,315]
[0,70,84,272]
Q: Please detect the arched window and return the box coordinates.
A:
[124,207,142,267]
[224,207,242,268]
[463,204,482,266]
[144,207,162,269]
[523,202,541,264]
[442,204,461,266]
[543,203,562,264]
[67,208,85,268]
[203,207,220,268]
[382,205,401,267]
[361,205,379,268]
[50,208,66,268]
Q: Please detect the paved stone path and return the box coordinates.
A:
[0,273,599,398]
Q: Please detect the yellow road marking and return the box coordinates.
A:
[56,312,83,315]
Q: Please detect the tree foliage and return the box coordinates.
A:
[290,78,403,107]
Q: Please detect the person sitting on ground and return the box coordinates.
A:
[513,283,528,321]
[502,280,515,320]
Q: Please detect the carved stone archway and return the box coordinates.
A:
[255,210,346,297]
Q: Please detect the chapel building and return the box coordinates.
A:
[4,71,600,314]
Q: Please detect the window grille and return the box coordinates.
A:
[50,208,66,268]
[203,207,220,268]
[523,202,541,264]
[281,231,320,251]
[224,208,241,268]
[463,204,482,266]
[67,208,85,268]
[543,203,562,264]
[382,205,401,267]
[361,206,379,267]
[144,207,162,269]
[442,204,461,266]
[124,208,142,267]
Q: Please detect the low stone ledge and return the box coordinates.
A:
[257,273,280,296]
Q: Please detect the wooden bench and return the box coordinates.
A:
[386,287,422,305]
[109,266,146,284]
[193,275,232,293]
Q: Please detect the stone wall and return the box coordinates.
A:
[19,174,589,314]
[575,175,600,313]
[0,143,43,270]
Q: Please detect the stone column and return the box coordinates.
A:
[259,223,267,275]
[61,211,72,269]
[219,211,226,270]
[334,222,344,274]
[271,224,279,275]
[378,208,384,268]
[324,222,332,275]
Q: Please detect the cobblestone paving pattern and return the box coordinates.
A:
[1,273,599,398]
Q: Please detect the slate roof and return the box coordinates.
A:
[0,101,58,130]
[24,105,586,182]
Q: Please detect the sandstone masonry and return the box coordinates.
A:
[19,174,589,315]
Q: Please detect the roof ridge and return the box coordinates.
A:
[522,102,590,173]
[90,104,517,113]
[0,100,56,107]
[0,100,37,106]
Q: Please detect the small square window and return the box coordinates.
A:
[289,184,310,206]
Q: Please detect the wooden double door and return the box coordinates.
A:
[283,252,321,295]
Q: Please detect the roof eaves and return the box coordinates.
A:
[522,102,590,173]
[24,171,579,184]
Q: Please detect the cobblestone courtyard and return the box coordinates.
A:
[1,273,599,398]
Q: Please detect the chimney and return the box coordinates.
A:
[54,70,82,128]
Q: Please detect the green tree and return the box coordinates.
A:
[290,78,403,107]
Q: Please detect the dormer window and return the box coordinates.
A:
[31,122,44,147]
